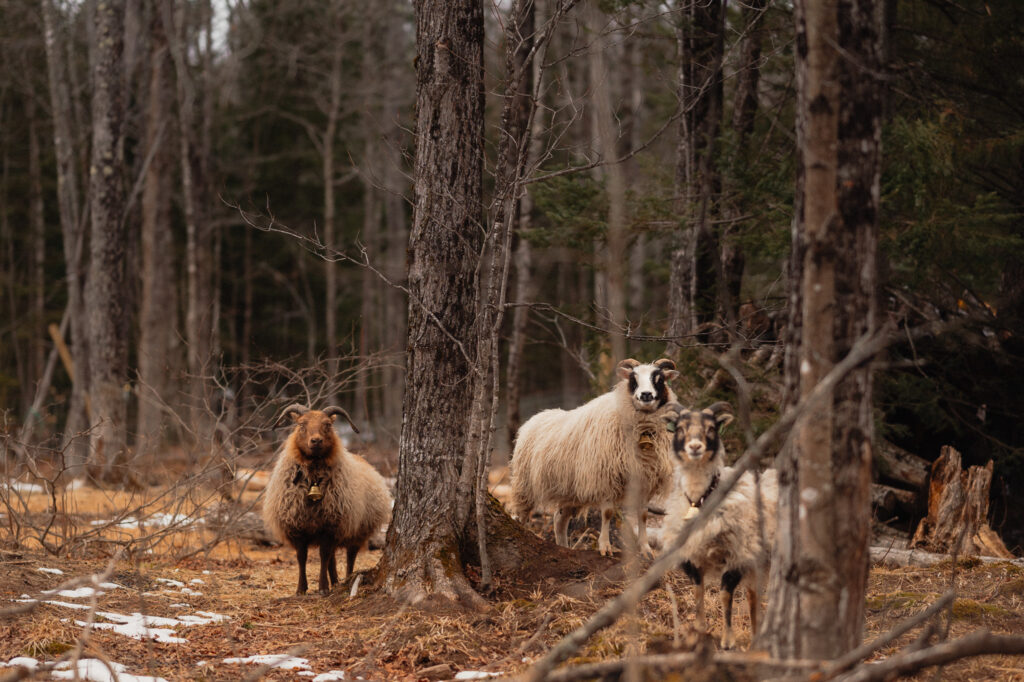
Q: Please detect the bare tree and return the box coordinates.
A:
[668,0,725,345]
[85,0,129,479]
[375,0,488,606]
[761,0,883,658]
[41,0,90,468]
[137,5,177,453]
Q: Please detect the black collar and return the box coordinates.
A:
[685,471,720,508]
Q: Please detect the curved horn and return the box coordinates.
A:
[616,358,640,380]
[653,358,676,371]
[704,401,734,427]
[277,403,309,427]
[323,406,360,434]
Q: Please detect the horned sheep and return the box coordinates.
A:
[660,401,778,649]
[262,404,391,595]
[509,358,679,556]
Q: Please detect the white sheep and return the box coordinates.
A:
[660,401,778,649]
[263,404,392,595]
[509,358,679,556]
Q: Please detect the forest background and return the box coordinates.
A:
[1,0,1023,551]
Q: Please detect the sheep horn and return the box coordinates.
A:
[323,406,360,434]
[277,403,310,426]
[653,358,677,371]
[705,401,735,426]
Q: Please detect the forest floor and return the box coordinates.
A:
[3,479,1024,681]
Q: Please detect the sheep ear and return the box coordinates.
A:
[706,401,734,428]
[323,406,360,434]
[654,358,680,381]
[616,358,640,379]
[277,404,309,427]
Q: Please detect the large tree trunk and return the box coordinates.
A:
[762,0,883,660]
[137,7,177,453]
[41,0,90,469]
[375,0,487,606]
[668,0,724,347]
[323,11,344,408]
[86,0,129,480]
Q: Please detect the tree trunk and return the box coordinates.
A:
[910,447,1013,558]
[376,0,487,606]
[587,4,627,362]
[324,20,344,407]
[506,0,541,447]
[86,0,129,480]
[41,0,91,469]
[668,0,724,348]
[137,7,177,453]
[28,110,47,412]
[762,0,883,660]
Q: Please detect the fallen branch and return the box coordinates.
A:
[541,651,822,682]
[869,546,1024,569]
[836,630,1024,682]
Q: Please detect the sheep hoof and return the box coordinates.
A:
[318,588,331,597]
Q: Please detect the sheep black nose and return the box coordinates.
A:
[310,437,323,446]
[639,391,654,402]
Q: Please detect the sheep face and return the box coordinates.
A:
[664,402,734,463]
[617,358,679,412]
[291,410,339,460]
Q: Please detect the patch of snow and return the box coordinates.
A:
[455,673,500,680]
[312,671,347,682]
[4,481,45,493]
[90,517,139,528]
[66,478,86,490]
[53,658,167,682]
[180,587,202,596]
[202,570,211,575]
[29,601,229,644]
[42,582,122,599]
[189,578,204,585]
[222,654,311,670]
[168,603,190,608]
[146,513,200,528]
[37,567,64,575]
[154,578,185,588]
[16,597,93,611]
[1,656,39,669]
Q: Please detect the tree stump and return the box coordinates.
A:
[910,446,1013,558]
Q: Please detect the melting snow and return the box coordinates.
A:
[3,481,45,493]
[313,672,347,681]
[37,567,64,575]
[154,578,185,588]
[222,654,312,670]
[455,673,500,680]
[2,656,39,669]
[53,658,168,682]
[42,583,122,599]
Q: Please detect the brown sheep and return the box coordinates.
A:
[262,404,391,595]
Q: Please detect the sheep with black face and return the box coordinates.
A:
[509,358,679,555]
[262,404,391,595]
[660,401,778,649]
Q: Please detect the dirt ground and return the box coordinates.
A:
[3,480,1024,681]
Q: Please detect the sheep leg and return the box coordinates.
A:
[598,506,615,555]
[720,569,742,650]
[317,542,336,595]
[682,561,705,632]
[553,506,576,547]
[327,545,340,587]
[295,541,310,595]
[345,545,359,578]
[746,585,759,640]
[635,508,653,557]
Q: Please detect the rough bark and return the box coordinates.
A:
[323,6,345,407]
[41,0,90,468]
[28,110,47,410]
[910,446,1013,558]
[763,0,883,659]
[668,0,725,347]
[86,0,129,479]
[375,0,487,606]
[137,8,177,452]
[875,438,929,489]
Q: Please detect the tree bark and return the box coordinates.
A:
[137,7,177,453]
[86,0,129,479]
[910,446,1013,558]
[375,0,487,606]
[323,5,345,407]
[41,0,91,468]
[668,0,724,348]
[763,0,883,659]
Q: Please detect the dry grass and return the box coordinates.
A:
[2,481,1024,681]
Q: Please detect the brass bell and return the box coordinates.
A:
[638,430,656,452]
[307,484,323,501]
